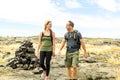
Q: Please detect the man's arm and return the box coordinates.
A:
[80,39,87,58]
[58,39,66,54]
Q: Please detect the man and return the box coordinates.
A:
[58,21,87,79]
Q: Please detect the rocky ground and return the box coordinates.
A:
[0,37,120,80]
[0,54,119,80]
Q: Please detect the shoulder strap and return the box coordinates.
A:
[74,30,81,49]
[41,32,44,42]
[74,31,77,40]
[50,30,53,45]
[42,32,44,37]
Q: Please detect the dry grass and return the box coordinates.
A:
[86,44,120,55]
[0,58,6,64]
[114,68,120,80]
[0,44,20,53]
[107,57,120,65]
[0,44,20,64]
[0,42,120,63]
[79,44,120,65]
[0,67,15,75]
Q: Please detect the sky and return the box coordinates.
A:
[0,0,120,38]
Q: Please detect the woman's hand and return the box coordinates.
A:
[52,51,55,57]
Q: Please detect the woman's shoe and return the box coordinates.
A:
[40,71,46,80]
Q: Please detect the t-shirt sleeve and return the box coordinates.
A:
[64,33,67,40]
[77,32,82,40]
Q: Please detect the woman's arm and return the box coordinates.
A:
[52,32,56,56]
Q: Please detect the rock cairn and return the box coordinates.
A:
[7,40,39,70]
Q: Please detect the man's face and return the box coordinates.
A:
[66,22,71,31]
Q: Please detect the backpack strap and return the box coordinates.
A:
[50,30,53,45]
[74,31,77,40]
[42,32,44,37]
[41,32,44,42]
[74,30,81,48]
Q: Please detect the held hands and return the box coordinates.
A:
[57,50,61,56]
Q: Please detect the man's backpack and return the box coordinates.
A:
[41,30,53,45]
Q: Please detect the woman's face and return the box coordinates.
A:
[46,22,52,30]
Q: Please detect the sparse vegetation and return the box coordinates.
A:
[0,37,120,80]
[115,68,120,80]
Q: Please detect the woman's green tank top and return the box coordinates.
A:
[40,36,52,51]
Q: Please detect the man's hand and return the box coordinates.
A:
[35,50,40,59]
[84,52,87,58]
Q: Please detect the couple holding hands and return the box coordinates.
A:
[35,20,87,80]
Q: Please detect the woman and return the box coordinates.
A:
[35,20,55,80]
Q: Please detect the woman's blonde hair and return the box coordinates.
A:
[44,20,52,31]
